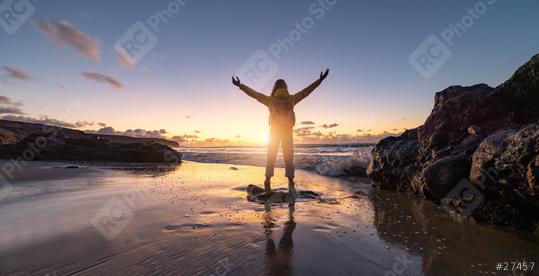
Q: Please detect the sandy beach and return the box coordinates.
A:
[0,161,537,275]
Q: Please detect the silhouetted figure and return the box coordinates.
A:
[233,69,329,194]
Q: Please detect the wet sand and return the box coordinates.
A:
[0,161,537,275]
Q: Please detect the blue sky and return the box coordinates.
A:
[1,0,538,145]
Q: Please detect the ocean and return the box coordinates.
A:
[178,143,374,177]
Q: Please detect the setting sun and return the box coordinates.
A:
[257,133,269,145]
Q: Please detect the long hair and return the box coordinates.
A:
[271,79,288,97]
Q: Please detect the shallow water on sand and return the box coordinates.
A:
[0,161,537,275]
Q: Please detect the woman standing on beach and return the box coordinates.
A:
[232,69,329,195]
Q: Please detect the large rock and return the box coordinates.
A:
[412,154,472,200]
[367,53,539,230]
[470,123,539,199]
[418,84,497,162]
[0,133,182,164]
[490,54,539,124]
[367,128,420,192]
[469,124,539,228]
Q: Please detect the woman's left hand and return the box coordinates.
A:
[320,69,329,82]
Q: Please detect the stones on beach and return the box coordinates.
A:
[367,53,539,230]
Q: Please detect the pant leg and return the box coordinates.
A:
[281,129,295,178]
[265,128,280,178]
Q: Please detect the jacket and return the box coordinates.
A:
[240,79,321,129]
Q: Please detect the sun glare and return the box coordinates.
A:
[257,133,269,145]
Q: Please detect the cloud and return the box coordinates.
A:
[182,134,199,139]
[356,129,363,132]
[1,66,31,81]
[293,126,315,136]
[204,137,230,143]
[75,120,94,128]
[0,95,25,114]
[0,95,21,106]
[94,126,115,134]
[171,135,186,142]
[0,106,25,115]
[194,130,201,134]
[1,115,78,128]
[33,20,101,63]
[295,131,401,144]
[97,122,107,127]
[320,123,339,129]
[90,127,169,139]
[300,121,315,125]
[82,72,124,89]
[115,48,134,68]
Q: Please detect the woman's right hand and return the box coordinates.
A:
[232,76,241,87]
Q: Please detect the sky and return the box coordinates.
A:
[0,0,538,146]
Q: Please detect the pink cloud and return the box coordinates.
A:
[33,20,101,63]
[82,72,124,90]
[2,66,31,80]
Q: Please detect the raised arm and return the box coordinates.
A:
[293,69,329,105]
[232,76,270,106]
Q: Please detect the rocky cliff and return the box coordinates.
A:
[367,54,539,230]
[0,120,181,164]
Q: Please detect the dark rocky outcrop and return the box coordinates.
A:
[0,119,179,147]
[367,53,539,230]
[0,133,182,164]
[0,119,86,144]
[367,128,420,192]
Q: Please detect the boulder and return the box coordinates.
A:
[470,124,538,198]
[469,124,539,229]
[367,128,420,192]
[414,154,472,200]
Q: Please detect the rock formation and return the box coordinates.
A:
[367,53,539,230]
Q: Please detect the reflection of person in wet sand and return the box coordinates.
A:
[233,70,329,195]
[263,199,296,275]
